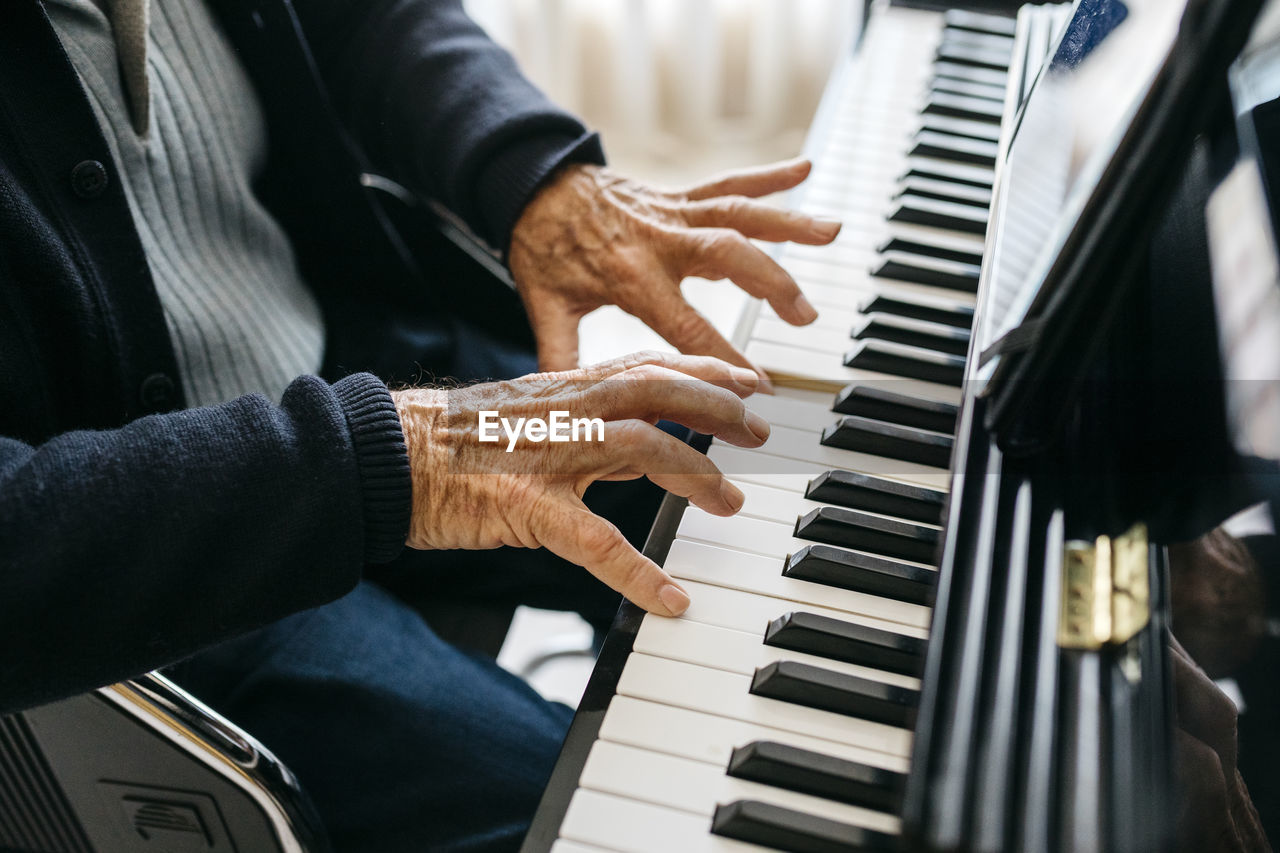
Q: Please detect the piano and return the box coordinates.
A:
[522,0,1268,850]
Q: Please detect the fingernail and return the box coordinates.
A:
[720,479,745,513]
[745,410,771,443]
[658,583,691,617]
[792,293,819,324]
[810,219,842,241]
[756,369,776,395]
[731,366,759,393]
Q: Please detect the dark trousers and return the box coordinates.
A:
[170,317,664,851]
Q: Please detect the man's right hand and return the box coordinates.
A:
[390,352,770,617]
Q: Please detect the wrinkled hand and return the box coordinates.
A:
[1171,636,1270,852]
[1169,527,1266,678]
[391,352,769,616]
[508,159,841,382]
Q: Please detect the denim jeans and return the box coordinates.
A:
[167,471,662,853]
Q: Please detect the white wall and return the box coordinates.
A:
[463,0,860,182]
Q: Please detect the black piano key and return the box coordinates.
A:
[935,43,1011,72]
[858,293,973,329]
[931,60,1009,88]
[821,416,954,471]
[793,505,939,564]
[943,8,1018,37]
[909,133,999,169]
[784,544,936,606]
[901,157,994,189]
[844,340,967,386]
[851,313,970,358]
[889,193,990,233]
[876,234,983,266]
[895,175,993,206]
[712,800,898,853]
[924,92,1005,123]
[727,740,908,813]
[750,661,919,729]
[831,385,960,434]
[929,76,1008,105]
[871,251,981,293]
[764,612,926,677]
[920,114,1002,143]
[804,469,945,523]
[940,31,1015,56]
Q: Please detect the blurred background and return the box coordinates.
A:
[472,0,863,703]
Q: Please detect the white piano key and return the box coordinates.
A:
[560,789,758,853]
[745,390,838,432]
[634,611,921,689]
[663,539,932,630]
[759,301,861,332]
[597,695,910,773]
[733,476,830,523]
[706,443,831,482]
[753,316,858,354]
[615,653,912,757]
[677,578,927,640]
[551,843,614,853]
[578,741,902,834]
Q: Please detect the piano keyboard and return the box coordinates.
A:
[525,4,1056,852]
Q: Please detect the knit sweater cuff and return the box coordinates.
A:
[475,129,606,256]
[332,373,411,564]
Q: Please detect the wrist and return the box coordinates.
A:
[392,388,450,550]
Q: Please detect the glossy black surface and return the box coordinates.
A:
[793,504,941,564]
[783,544,937,606]
[858,292,975,328]
[727,740,907,812]
[851,313,972,358]
[821,415,955,469]
[711,800,897,853]
[765,611,926,676]
[805,468,947,523]
[844,339,967,386]
[750,660,919,728]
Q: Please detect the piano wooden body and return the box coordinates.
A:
[523,0,1272,849]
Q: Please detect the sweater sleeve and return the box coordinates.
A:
[0,372,410,714]
[289,0,606,252]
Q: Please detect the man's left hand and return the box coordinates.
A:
[508,159,841,385]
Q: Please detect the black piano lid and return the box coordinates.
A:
[972,0,1267,452]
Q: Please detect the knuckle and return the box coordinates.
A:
[580,519,625,560]
[672,310,712,346]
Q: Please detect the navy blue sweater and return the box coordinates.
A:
[0,0,603,713]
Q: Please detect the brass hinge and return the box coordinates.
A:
[1058,523,1150,650]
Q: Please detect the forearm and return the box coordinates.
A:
[0,373,409,713]
[289,0,604,250]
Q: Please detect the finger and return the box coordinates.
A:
[684,157,814,201]
[580,351,761,398]
[1172,647,1239,772]
[679,228,818,325]
[527,299,583,372]
[606,420,745,517]
[681,197,842,245]
[640,290,774,392]
[597,364,770,447]
[1174,729,1236,853]
[538,499,690,616]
